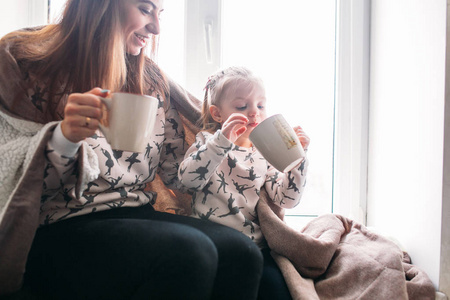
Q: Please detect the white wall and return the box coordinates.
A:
[367,0,447,292]
[0,1,29,37]
[0,0,47,38]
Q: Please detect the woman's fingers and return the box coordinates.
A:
[64,101,102,120]
[61,113,98,143]
[61,88,108,143]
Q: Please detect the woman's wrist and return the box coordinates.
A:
[49,122,82,157]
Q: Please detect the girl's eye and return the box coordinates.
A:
[236,106,247,111]
[258,105,264,109]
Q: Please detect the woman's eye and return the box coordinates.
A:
[140,7,152,15]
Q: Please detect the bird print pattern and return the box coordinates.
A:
[40,97,187,226]
[178,130,308,247]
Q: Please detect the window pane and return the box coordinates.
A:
[49,0,66,23]
[158,1,186,85]
[222,0,336,228]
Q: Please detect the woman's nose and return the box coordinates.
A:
[146,16,160,35]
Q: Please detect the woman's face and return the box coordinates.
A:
[122,0,164,55]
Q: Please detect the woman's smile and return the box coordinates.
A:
[134,33,149,47]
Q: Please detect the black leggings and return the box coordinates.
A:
[24,205,261,300]
[24,205,289,300]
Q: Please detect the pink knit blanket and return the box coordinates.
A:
[257,196,436,300]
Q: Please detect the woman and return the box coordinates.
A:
[0,0,264,299]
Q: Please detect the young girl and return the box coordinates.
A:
[178,66,310,247]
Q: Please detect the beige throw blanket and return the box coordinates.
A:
[257,196,436,300]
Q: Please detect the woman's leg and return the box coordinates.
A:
[257,248,292,300]
[24,205,263,300]
[148,210,264,300]
[24,206,218,300]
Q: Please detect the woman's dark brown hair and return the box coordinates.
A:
[2,0,168,121]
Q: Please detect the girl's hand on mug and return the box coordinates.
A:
[294,125,310,152]
[221,113,248,143]
[61,88,108,143]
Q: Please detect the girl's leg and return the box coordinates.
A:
[24,206,218,300]
[258,247,292,300]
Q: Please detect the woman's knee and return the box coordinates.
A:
[217,227,263,271]
[134,228,219,300]
[165,227,219,273]
[122,221,222,300]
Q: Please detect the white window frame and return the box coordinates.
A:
[333,0,371,224]
[184,0,222,98]
[29,0,48,27]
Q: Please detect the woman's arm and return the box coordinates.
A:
[157,102,190,190]
[167,77,202,128]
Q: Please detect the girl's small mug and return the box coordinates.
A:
[249,114,305,172]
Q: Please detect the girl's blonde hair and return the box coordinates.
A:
[2,0,168,121]
[201,66,265,132]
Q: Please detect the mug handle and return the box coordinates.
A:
[98,97,112,141]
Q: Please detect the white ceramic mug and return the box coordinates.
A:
[98,93,159,153]
[249,114,305,172]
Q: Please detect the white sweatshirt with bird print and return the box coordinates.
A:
[178,130,308,247]
[40,97,186,226]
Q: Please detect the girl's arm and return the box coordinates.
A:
[264,157,309,209]
[178,130,233,190]
[264,125,310,208]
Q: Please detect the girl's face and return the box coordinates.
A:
[212,82,267,143]
[122,0,164,55]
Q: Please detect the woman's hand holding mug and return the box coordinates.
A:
[61,89,159,153]
[61,88,107,143]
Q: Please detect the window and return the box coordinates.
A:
[48,0,66,23]
[0,0,47,38]
[222,1,336,229]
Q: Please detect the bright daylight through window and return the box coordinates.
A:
[221,1,336,229]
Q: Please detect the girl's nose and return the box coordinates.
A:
[248,108,258,117]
